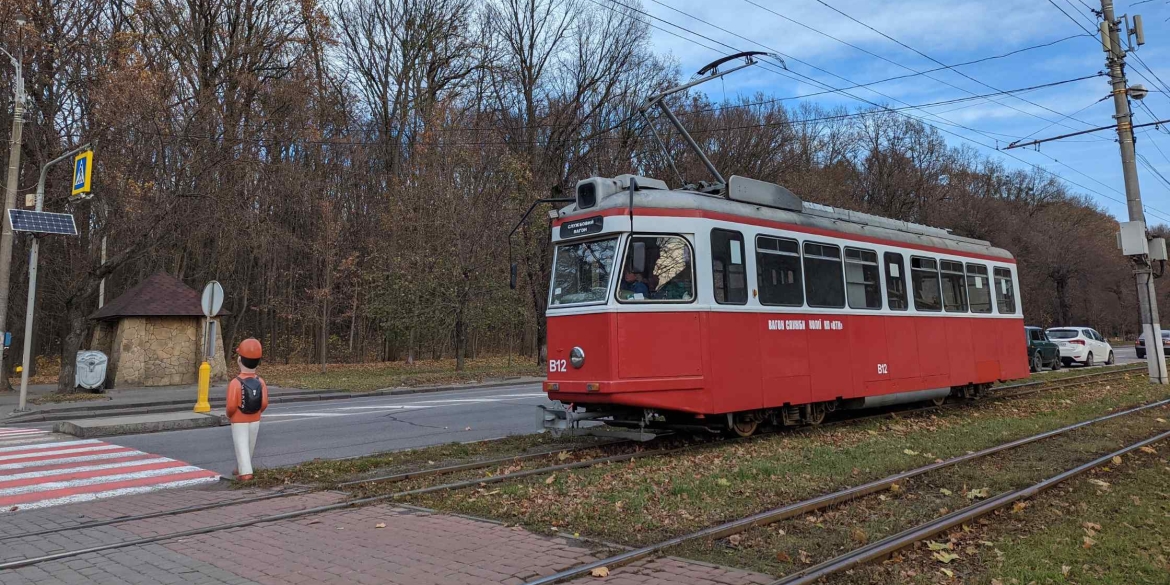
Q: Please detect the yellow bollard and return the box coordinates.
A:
[194,361,211,413]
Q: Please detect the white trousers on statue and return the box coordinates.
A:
[231,421,260,476]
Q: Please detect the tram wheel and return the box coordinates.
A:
[729,417,759,437]
[931,395,947,407]
[804,403,826,426]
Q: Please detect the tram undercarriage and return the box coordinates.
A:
[538,383,992,439]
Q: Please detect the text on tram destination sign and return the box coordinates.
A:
[767,319,844,331]
[559,216,604,239]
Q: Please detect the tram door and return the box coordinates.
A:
[882,253,923,387]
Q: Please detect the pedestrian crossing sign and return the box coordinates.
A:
[71,150,93,196]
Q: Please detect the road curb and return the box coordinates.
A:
[53,411,228,438]
[3,377,544,423]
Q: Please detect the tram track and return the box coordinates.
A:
[0,367,1146,571]
[520,393,1170,584]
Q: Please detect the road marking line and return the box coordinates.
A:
[0,470,220,508]
[0,453,159,475]
[0,450,151,471]
[0,465,209,496]
[0,444,130,463]
[2,477,221,512]
[0,439,101,454]
[0,457,178,485]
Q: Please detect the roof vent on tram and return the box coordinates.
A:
[574,175,668,210]
[727,175,803,212]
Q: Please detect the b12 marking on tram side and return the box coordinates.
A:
[767,319,844,331]
[877,363,888,375]
[548,359,568,373]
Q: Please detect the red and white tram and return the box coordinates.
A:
[538,174,1028,436]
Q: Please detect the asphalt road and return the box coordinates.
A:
[112,383,552,475]
[14,345,1147,477]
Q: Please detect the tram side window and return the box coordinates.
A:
[910,256,942,312]
[803,242,845,308]
[756,236,803,306]
[966,263,992,314]
[711,229,747,304]
[940,260,968,313]
[844,247,881,309]
[884,252,908,310]
[617,235,695,303]
[994,267,1017,314]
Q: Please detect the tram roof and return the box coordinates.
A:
[556,176,1013,261]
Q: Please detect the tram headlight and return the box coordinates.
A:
[570,346,585,369]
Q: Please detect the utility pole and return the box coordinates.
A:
[1101,0,1168,384]
[0,27,26,393]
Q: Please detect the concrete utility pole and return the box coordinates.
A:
[1101,0,1168,384]
[0,33,26,392]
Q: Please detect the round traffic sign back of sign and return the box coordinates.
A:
[201,281,224,318]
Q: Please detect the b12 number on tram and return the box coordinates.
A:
[876,363,889,375]
[548,359,568,373]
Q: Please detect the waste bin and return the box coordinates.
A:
[75,350,108,391]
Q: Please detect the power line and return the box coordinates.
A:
[811,0,1104,134]
[1047,0,1099,35]
[626,0,1170,220]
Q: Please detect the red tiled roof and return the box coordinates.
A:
[90,273,227,320]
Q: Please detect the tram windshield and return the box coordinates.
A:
[549,237,619,306]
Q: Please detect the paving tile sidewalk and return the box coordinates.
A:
[0,485,776,585]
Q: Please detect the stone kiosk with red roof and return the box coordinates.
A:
[87,273,228,388]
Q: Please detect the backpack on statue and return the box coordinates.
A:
[236,376,264,415]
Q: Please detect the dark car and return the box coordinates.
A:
[1026,326,1061,372]
[1135,329,1170,359]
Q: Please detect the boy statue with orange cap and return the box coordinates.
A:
[226,338,268,481]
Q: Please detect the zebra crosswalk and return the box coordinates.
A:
[0,430,220,512]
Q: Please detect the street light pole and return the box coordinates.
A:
[0,35,26,392]
[15,143,91,411]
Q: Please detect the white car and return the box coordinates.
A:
[1045,327,1114,367]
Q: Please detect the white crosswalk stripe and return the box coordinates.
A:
[0,431,220,512]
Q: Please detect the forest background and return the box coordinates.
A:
[0,0,1156,391]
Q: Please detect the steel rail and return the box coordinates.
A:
[0,488,312,542]
[0,439,630,543]
[771,429,1170,585]
[0,367,1142,561]
[520,395,1170,585]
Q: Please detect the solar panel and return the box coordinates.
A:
[8,209,78,236]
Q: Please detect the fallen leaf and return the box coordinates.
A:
[557,451,571,461]
[851,527,868,544]
[375,523,386,528]
[1140,446,1158,455]
[904,449,920,456]
[717,478,731,487]
[1112,456,1123,466]
[728,534,742,546]
[932,551,960,564]
[776,551,791,562]
[463,426,472,431]
[991,579,1004,585]
[940,488,953,496]
[940,568,954,578]
[545,474,557,485]
[1131,495,1142,506]
[1157,418,1166,423]
[1011,501,1028,514]
[590,567,609,578]
[1083,536,1097,549]
[927,541,950,551]
[967,487,991,499]
[1062,565,1071,577]
[1088,479,1111,489]
[890,483,903,493]
[798,550,812,564]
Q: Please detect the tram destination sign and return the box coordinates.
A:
[559,216,604,239]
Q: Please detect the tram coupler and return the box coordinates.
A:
[537,404,606,436]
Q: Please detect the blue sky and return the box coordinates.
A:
[637,0,1170,224]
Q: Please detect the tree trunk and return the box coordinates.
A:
[57,309,88,393]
